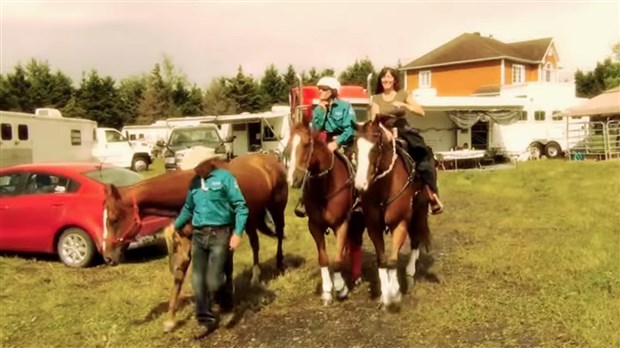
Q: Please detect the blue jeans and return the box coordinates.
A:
[191,226,233,327]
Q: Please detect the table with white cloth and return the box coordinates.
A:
[435,149,487,170]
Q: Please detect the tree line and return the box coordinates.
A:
[2,45,617,129]
[0,56,378,129]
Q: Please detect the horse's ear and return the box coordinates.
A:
[375,113,401,129]
[105,184,121,201]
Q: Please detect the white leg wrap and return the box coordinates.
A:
[333,272,349,299]
[378,268,390,304]
[406,248,420,278]
[321,267,333,293]
[388,268,401,302]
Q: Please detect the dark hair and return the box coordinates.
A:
[374,67,401,94]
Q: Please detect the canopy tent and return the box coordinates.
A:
[562,86,620,118]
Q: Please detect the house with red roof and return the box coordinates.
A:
[396,32,586,160]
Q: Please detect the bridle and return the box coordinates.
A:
[369,124,397,183]
[294,131,352,201]
[109,194,142,247]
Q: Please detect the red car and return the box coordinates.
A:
[0,163,172,268]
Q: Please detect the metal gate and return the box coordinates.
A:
[567,119,620,160]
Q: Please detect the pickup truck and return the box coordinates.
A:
[92,127,154,172]
[162,124,230,171]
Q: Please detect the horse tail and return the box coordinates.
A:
[256,209,278,238]
[410,192,432,252]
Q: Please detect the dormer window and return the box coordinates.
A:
[544,62,555,82]
[512,64,525,84]
[419,70,431,88]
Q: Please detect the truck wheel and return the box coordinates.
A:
[527,142,544,159]
[544,142,562,159]
[132,156,149,172]
[57,228,97,268]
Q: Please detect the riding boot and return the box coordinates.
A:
[351,196,362,213]
[294,199,307,218]
[416,160,444,215]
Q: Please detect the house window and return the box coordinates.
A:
[512,64,525,84]
[71,130,82,145]
[419,70,431,88]
[534,111,545,121]
[17,125,28,140]
[544,62,555,82]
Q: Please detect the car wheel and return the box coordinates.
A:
[57,228,96,268]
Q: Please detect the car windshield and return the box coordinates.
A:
[82,167,144,187]
[169,128,221,148]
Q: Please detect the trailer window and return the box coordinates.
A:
[262,126,276,141]
[534,111,546,121]
[71,130,82,145]
[518,111,528,121]
[1,124,12,140]
[17,125,28,140]
[551,110,562,121]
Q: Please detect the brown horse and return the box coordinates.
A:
[353,114,432,309]
[101,153,288,331]
[287,117,365,305]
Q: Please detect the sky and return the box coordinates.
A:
[1,0,619,87]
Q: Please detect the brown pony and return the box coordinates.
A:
[287,117,365,305]
[101,153,288,331]
[353,114,432,309]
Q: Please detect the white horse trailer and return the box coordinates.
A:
[0,109,97,168]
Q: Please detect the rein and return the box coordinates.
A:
[297,135,353,202]
[370,125,417,211]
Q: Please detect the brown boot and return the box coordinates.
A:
[425,186,444,215]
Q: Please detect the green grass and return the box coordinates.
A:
[1,159,619,348]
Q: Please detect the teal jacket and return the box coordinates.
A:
[311,99,356,146]
[174,168,249,236]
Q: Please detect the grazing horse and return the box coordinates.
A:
[353,114,432,309]
[287,117,365,305]
[101,153,288,331]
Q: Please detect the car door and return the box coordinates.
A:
[0,172,28,250]
[6,172,75,252]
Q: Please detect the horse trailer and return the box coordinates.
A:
[0,109,98,168]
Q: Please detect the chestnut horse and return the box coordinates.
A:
[101,153,288,331]
[287,117,365,305]
[353,114,432,309]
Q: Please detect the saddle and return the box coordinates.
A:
[394,139,416,178]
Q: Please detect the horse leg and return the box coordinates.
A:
[366,224,389,307]
[332,220,350,300]
[406,238,421,291]
[387,221,409,306]
[348,210,365,287]
[246,224,261,286]
[164,231,191,332]
[309,221,333,305]
[270,207,286,272]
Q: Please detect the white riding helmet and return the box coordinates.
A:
[316,76,341,92]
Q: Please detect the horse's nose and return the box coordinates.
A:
[103,256,118,266]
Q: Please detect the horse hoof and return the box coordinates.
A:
[406,276,415,292]
[321,292,333,306]
[163,320,175,333]
[335,286,349,300]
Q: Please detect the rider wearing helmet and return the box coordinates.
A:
[294,76,358,218]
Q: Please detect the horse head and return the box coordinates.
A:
[286,117,331,188]
[353,112,401,192]
[102,184,142,265]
